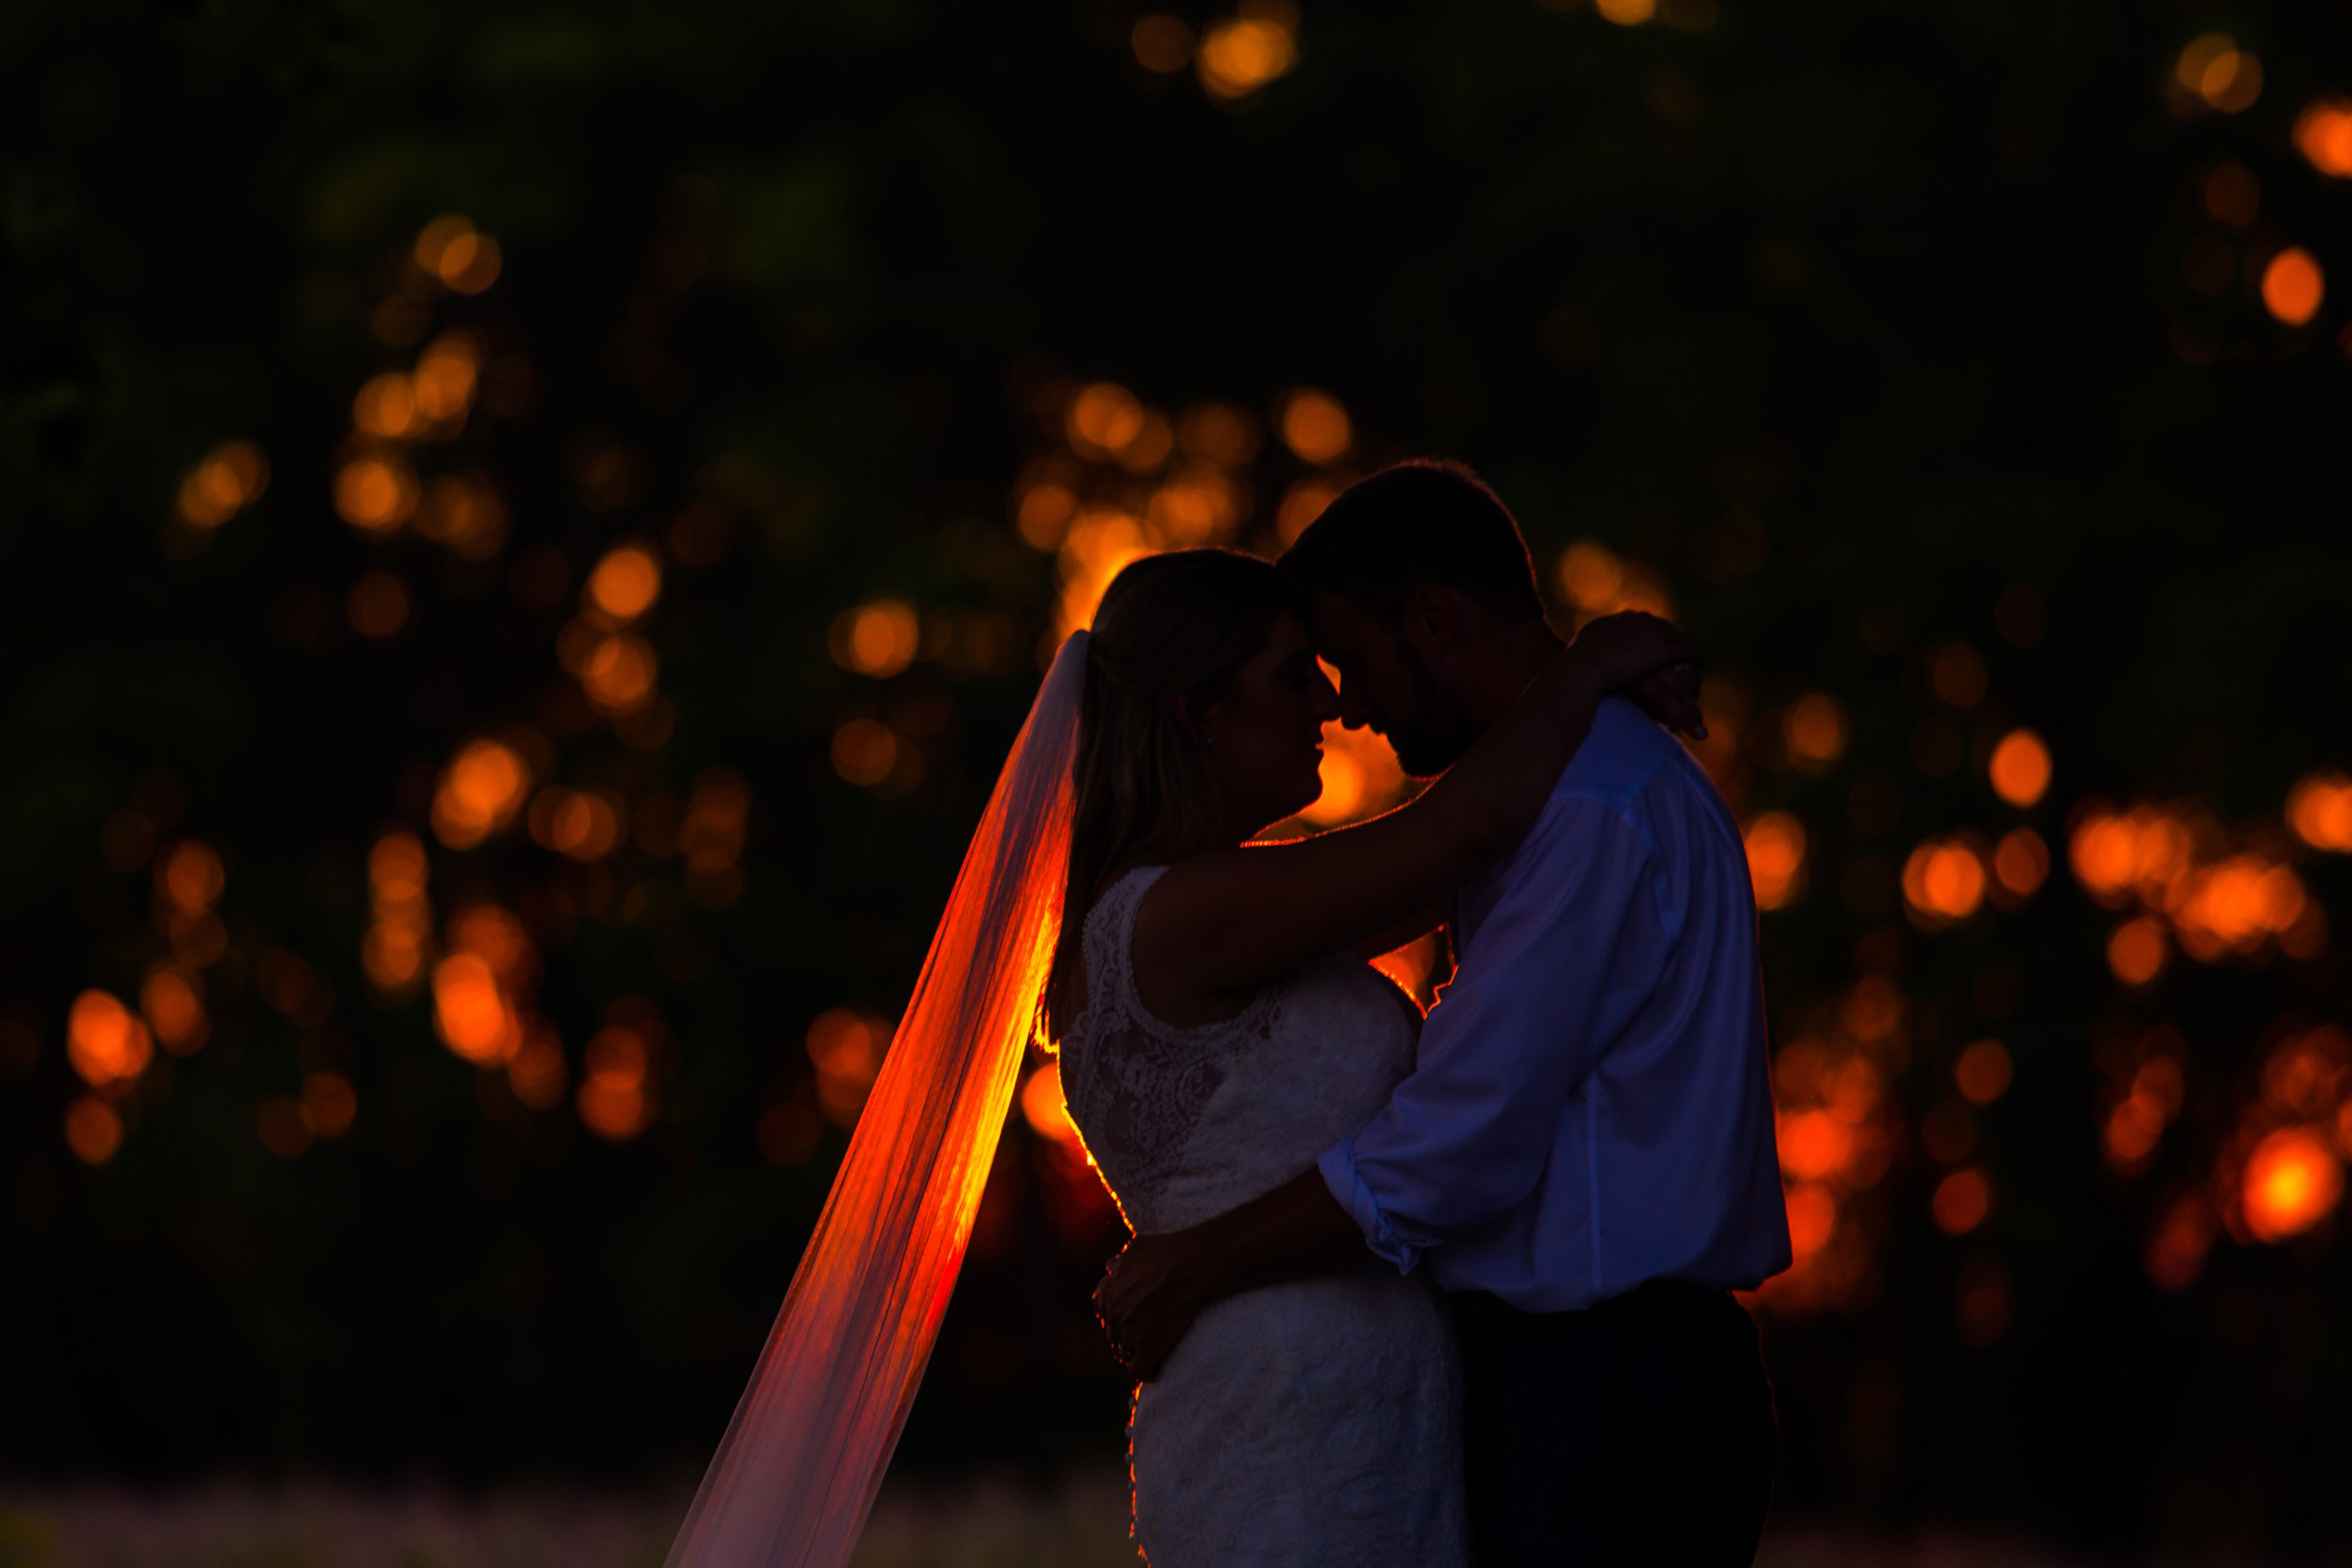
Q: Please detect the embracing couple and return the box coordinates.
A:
[665,460,1790,1568]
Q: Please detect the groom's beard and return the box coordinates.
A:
[1385,652,1482,779]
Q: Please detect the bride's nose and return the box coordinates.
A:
[1309,669,1342,724]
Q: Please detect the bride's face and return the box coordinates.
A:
[1196,612,1341,832]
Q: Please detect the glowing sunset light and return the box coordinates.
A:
[1596,0,1657,23]
[1019,1062,1082,1145]
[830,601,921,677]
[430,739,532,849]
[1015,482,1077,550]
[2287,771,2352,851]
[2262,248,2325,326]
[1782,695,1847,773]
[1988,729,2051,807]
[2294,98,2352,176]
[67,990,152,1091]
[509,1033,569,1109]
[1196,13,1298,100]
[176,441,269,527]
[1178,402,1258,465]
[529,786,624,861]
[2243,1127,2343,1240]
[1932,1167,1993,1234]
[1301,721,1407,828]
[65,1097,124,1164]
[1742,812,1807,910]
[1278,389,1352,465]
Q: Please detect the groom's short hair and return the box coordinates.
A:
[1279,460,1545,625]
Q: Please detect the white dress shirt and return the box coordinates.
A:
[1319,697,1792,1312]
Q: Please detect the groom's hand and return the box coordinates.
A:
[1094,1232,1204,1382]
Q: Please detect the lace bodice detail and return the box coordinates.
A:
[1058,866,1425,1236]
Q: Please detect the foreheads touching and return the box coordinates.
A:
[1278,460,1548,777]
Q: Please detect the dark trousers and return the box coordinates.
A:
[1454,1281,1777,1567]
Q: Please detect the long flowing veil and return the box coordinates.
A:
[665,633,1089,1568]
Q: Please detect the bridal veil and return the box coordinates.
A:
[666,633,1089,1568]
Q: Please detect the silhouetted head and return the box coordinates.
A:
[1044,549,1338,1040]
[1278,459,1548,777]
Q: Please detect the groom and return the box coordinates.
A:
[1094,459,1791,1565]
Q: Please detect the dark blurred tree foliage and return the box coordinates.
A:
[5,0,2352,1554]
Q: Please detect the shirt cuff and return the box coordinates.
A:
[1319,1139,1422,1276]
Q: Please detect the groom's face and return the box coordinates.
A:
[1303,592,1479,779]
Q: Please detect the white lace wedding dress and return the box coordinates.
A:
[1058,866,1469,1567]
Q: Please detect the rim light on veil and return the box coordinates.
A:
[665,633,1091,1568]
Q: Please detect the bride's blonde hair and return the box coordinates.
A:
[1041,549,1294,1044]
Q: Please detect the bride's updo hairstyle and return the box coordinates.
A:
[1041,548,1295,1043]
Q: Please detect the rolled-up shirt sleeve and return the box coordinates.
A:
[1319,794,1665,1272]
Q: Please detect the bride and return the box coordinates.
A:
[662,546,1695,1568]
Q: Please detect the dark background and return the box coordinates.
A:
[5,0,2351,1557]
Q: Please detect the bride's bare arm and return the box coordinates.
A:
[1135,612,1696,999]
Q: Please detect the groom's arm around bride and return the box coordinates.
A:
[1097,460,1791,1567]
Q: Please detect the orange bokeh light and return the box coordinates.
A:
[809,1008,891,1127]
[158,840,226,916]
[586,544,663,623]
[1278,389,1351,465]
[176,441,270,527]
[1066,383,1147,456]
[1197,14,1298,100]
[830,601,921,677]
[2242,1127,2343,1241]
[2262,247,2324,327]
[1932,1167,1993,1234]
[431,739,532,849]
[68,989,152,1091]
[335,455,419,532]
[1988,729,2051,808]
[65,1096,124,1164]
[433,954,519,1065]
[832,718,900,787]
[1743,812,1806,911]
[1301,720,1408,829]
[1782,695,1847,773]
[1903,839,1986,925]
[1955,1040,2013,1106]
[581,632,659,715]
[2107,917,2169,986]
[303,1073,358,1138]
[2287,771,2352,852]
[140,964,208,1054]
[2294,98,2352,177]
[2176,34,2262,113]
[1992,828,2049,900]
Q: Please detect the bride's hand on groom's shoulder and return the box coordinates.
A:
[1570,612,1707,739]
[1094,1233,1203,1383]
